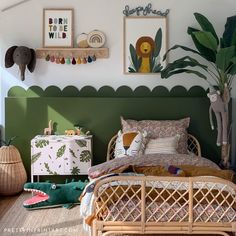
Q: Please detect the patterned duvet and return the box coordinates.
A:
[101,196,236,223]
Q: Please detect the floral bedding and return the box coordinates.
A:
[102,196,236,223]
[88,153,220,179]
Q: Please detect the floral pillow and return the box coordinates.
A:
[114,130,147,158]
[121,117,190,154]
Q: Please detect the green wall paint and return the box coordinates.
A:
[5,86,220,179]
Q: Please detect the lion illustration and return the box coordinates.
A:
[135,36,155,73]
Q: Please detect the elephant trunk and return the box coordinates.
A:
[19,64,26,81]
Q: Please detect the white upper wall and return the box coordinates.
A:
[1,0,236,93]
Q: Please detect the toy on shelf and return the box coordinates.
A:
[65,129,76,136]
[74,125,90,136]
[44,120,53,135]
[23,179,88,209]
[64,126,90,136]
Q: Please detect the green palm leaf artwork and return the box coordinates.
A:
[35,139,49,148]
[44,163,58,175]
[69,148,77,158]
[80,150,91,162]
[31,152,41,164]
[70,166,80,175]
[75,140,87,148]
[56,145,66,159]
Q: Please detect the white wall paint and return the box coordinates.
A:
[1,0,236,93]
[0,0,236,165]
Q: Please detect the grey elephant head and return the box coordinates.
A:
[5,46,36,81]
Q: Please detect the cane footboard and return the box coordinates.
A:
[92,176,236,236]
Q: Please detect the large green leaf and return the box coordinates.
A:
[163,44,200,61]
[162,68,207,79]
[149,53,155,72]
[188,27,216,62]
[229,64,236,74]
[228,57,236,75]
[152,63,162,73]
[222,15,236,47]
[129,44,139,71]
[194,12,219,45]
[154,28,162,57]
[216,46,235,71]
[193,31,218,51]
[161,56,208,78]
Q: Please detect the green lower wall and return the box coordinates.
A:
[5,86,220,179]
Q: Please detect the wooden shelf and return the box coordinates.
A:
[36,47,109,59]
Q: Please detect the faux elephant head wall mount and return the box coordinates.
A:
[5,46,36,81]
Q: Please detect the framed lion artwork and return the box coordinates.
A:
[123,16,168,74]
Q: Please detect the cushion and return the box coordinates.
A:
[114,130,147,158]
[133,165,186,177]
[144,135,179,155]
[121,117,190,154]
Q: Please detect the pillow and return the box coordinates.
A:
[144,135,180,155]
[114,130,147,158]
[121,117,190,154]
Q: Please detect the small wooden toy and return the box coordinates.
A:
[44,120,53,135]
[65,129,76,135]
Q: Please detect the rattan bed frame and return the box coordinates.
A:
[89,134,236,236]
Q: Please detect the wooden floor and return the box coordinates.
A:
[0,192,226,236]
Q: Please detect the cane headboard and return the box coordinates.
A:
[5,85,220,178]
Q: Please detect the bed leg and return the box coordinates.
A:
[92,220,98,236]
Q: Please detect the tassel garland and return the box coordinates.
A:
[45,54,97,65]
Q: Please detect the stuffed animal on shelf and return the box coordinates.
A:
[207,90,228,146]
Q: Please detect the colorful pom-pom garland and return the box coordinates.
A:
[44,54,97,65]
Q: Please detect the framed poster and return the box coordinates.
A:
[124,16,168,74]
[43,8,74,47]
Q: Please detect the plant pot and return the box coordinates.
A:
[0,145,27,195]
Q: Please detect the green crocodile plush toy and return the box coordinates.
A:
[23,179,88,210]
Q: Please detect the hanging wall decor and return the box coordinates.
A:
[123,3,169,17]
[43,8,74,47]
[124,16,167,74]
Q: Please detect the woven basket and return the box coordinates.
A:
[0,145,27,195]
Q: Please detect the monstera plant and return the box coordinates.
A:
[161,13,236,168]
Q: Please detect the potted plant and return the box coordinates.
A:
[0,137,27,195]
[161,13,236,168]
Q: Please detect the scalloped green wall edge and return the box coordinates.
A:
[7,85,207,98]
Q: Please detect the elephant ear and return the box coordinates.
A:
[27,49,36,72]
[5,46,17,68]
